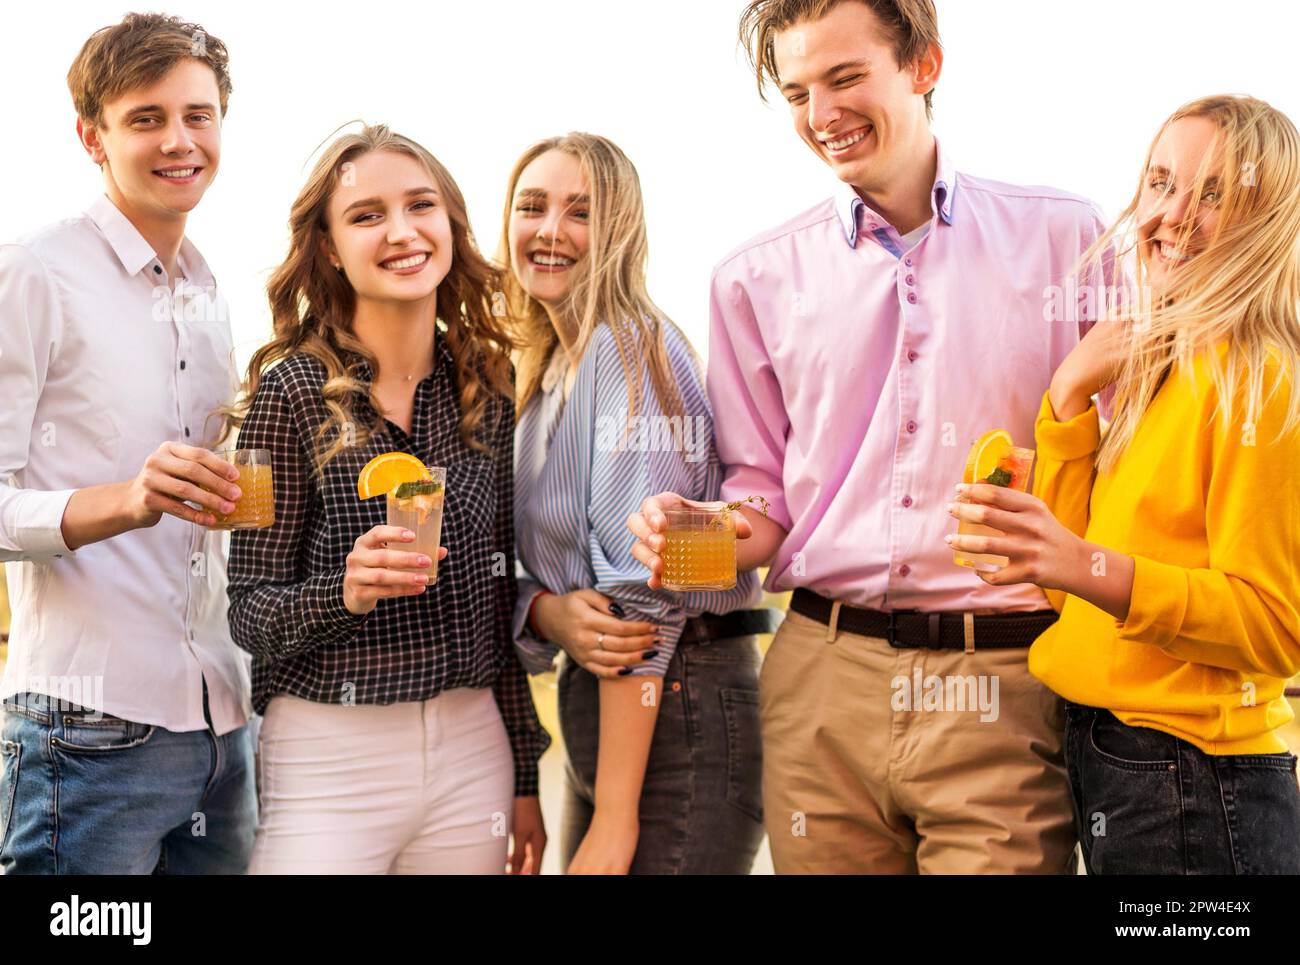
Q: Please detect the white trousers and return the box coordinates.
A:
[249,688,514,874]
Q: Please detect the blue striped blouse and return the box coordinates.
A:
[513,321,762,676]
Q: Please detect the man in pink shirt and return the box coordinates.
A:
[629,0,1104,873]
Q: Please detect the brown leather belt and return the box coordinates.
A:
[789,588,1057,650]
[680,608,782,645]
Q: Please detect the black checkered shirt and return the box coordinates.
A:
[226,338,550,795]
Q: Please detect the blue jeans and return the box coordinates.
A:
[558,634,765,874]
[1064,702,1300,874]
[0,686,256,874]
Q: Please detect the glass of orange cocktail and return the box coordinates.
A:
[953,431,1035,572]
[357,451,445,585]
[385,473,446,585]
[209,448,275,529]
[661,501,737,592]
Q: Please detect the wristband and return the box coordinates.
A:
[528,589,553,637]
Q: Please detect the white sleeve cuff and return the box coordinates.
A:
[0,487,77,563]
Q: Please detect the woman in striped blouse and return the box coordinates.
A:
[501,133,773,874]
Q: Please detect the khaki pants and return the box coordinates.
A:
[760,608,1077,874]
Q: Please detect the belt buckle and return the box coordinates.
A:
[885,609,931,649]
[886,610,903,649]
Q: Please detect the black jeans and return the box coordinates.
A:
[558,634,765,874]
[1063,701,1300,874]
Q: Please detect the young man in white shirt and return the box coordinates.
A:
[0,13,255,873]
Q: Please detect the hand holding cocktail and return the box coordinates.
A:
[206,448,275,529]
[342,525,448,616]
[125,441,244,528]
[945,483,1092,590]
[349,451,449,615]
[628,493,763,591]
[950,431,1035,572]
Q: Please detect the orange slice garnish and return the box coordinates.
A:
[964,429,1013,485]
[357,451,431,500]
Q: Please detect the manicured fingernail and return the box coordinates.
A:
[944,535,954,544]
[609,602,626,617]
[618,667,633,676]
[946,502,957,514]
[227,486,242,500]
[413,574,428,584]
[955,484,968,494]
[403,530,414,540]
[642,649,659,659]
[222,501,236,513]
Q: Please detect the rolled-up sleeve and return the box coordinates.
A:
[512,560,559,674]
[0,245,76,564]
[1032,390,1101,613]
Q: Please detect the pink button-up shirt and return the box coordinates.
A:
[708,140,1107,612]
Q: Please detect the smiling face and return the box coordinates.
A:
[323,149,454,306]
[773,1,936,195]
[80,58,222,221]
[507,148,591,311]
[1136,115,1226,294]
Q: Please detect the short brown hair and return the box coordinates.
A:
[68,12,232,127]
[739,0,940,119]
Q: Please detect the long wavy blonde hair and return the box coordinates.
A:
[220,124,513,472]
[498,132,691,430]
[1081,95,1300,473]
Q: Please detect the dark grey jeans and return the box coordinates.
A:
[557,634,765,874]
[1064,702,1300,874]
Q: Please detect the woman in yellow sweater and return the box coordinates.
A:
[945,94,1300,874]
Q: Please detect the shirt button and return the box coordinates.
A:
[905,257,914,267]
[153,265,162,275]
[179,360,186,370]
[899,564,911,577]
[905,274,915,286]
[907,292,918,305]
[906,420,917,433]
[907,349,919,362]
[902,494,913,508]
[184,427,191,437]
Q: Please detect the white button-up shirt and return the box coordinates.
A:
[0,195,251,734]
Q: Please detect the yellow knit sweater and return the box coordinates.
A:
[1028,346,1300,754]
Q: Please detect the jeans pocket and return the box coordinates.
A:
[1,738,20,855]
[720,688,763,823]
[1218,752,1300,874]
[51,714,157,754]
[1078,714,1185,873]
[1087,712,1177,771]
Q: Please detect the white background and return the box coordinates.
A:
[2,0,1297,369]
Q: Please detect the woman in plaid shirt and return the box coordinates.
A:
[224,125,549,874]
